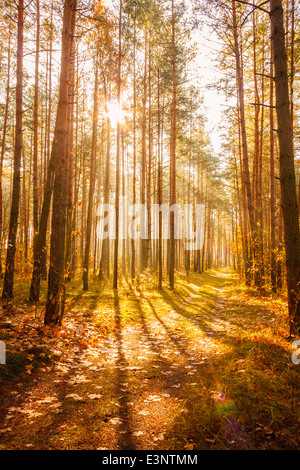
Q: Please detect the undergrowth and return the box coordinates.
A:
[0,269,300,450]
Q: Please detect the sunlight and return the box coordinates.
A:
[107,101,124,127]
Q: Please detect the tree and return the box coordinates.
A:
[169,0,177,290]
[83,58,99,291]
[0,11,12,278]
[270,0,300,336]
[44,0,77,325]
[32,0,40,287]
[2,0,24,299]
[113,0,123,290]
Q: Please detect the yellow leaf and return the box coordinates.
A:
[184,444,195,450]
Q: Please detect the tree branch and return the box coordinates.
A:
[250,102,276,108]
[234,0,270,15]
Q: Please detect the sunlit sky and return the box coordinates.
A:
[16,0,227,156]
[190,25,230,156]
[101,0,228,155]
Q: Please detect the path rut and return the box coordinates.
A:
[0,272,242,450]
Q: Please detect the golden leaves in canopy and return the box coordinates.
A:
[84,0,115,51]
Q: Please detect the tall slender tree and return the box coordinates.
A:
[270,0,300,336]
[44,0,77,325]
[2,0,24,299]
[83,58,99,291]
[0,13,12,278]
[113,0,123,290]
[169,0,177,290]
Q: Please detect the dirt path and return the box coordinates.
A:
[0,272,265,449]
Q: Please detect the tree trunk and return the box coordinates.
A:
[32,0,40,282]
[269,41,277,292]
[147,49,152,268]
[0,17,12,278]
[157,69,163,289]
[29,0,76,303]
[140,29,148,273]
[2,0,24,299]
[270,0,300,336]
[232,0,257,281]
[113,0,122,290]
[44,0,76,325]
[169,0,177,290]
[131,13,137,281]
[83,59,99,291]
[99,88,111,280]
[252,8,262,287]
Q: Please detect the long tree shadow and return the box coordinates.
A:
[159,270,251,340]
[66,278,108,313]
[139,290,191,360]
[112,289,136,450]
[160,333,300,450]
[0,348,108,449]
[159,286,220,337]
[124,280,164,359]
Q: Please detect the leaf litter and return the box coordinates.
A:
[0,271,298,450]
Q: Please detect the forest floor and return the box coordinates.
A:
[0,269,300,450]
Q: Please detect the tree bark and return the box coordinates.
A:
[2,0,24,299]
[140,29,148,273]
[270,0,300,335]
[83,59,99,291]
[29,0,75,303]
[0,17,12,278]
[157,69,163,289]
[232,0,257,282]
[99,88,111,280]
[169,0,177,290]
[32,0,40,283]
[269,41,276,292]
[113,0,122,290]
[44,0,76,324]
[131,13,137,281]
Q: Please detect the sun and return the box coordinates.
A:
[107,101,124,127]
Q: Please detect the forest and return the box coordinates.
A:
[0,0,300,453]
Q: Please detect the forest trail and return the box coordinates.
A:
[0,270,298,450]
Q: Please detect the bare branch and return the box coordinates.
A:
[234,0,270,15]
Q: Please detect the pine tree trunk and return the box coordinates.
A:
[0,18,12,278]
[131,14,137,280]
[169,0,177,290]
[232,0,257,281]
[147,50,152,268]
[99,90,111,280]
[83,60,99,291]
[157,69,163,289]
[113,0,122,290]
[44,0,76,324]
[140,30,148,273]
[252,9,262,287]
[29,0,74,302]
[270,41,277,293]
[270,0,300,336]
[32,0,40,286]
[2,0,24,299]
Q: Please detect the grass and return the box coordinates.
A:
[74,268,300,450]
[0,268,300,449]
[159,272,300,450]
